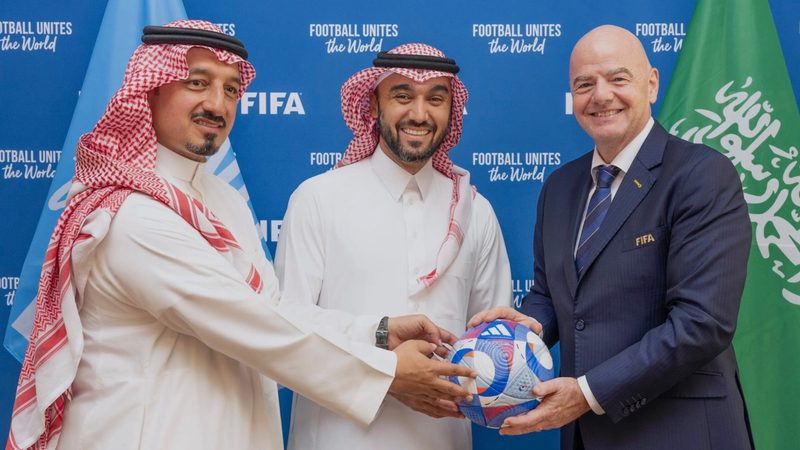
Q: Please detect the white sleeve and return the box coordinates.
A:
[98,195,395,426]
[275,182,383,344]
[578,375,606,415]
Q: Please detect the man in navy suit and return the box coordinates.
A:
[470,25,754,450]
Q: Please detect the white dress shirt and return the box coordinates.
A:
[575,118,655,415]
[56,145,395,450]
[276,147,514,450]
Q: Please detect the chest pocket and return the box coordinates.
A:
[622,225,667,253]
[618,225,668,291]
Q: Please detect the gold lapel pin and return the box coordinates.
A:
[633,179,642,188]
[635,233,656,247]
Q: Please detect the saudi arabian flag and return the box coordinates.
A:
[658,0,800,447]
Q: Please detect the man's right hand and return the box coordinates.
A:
[467,306,543,335]
[389,340,475,402]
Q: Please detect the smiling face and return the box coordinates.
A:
[569,25,659,162]
[149,47,242,162]
[370,73,452,174]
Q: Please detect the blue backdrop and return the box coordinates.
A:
[1,1,798,448]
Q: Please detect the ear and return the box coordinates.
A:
[370,91,379,119]
[648,67,659,104]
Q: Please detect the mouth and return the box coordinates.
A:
[401,127,432,137]
[191,111,226,131]
[192,117,225,129]
[590,109,623,118]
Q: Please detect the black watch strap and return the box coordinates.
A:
[376,316,389,350]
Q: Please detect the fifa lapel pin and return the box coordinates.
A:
[635,233,656,247]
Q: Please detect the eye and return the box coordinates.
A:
[428,96,445,106]
[574,82,593,93]
[225,86,240,97]
[187,79,206,89]
[394,93,412,103]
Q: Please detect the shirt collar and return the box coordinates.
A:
[155,143,204,182]
[370,146,435,201]
[590,117,654,181]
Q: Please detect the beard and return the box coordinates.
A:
[185,133,220,157]
[186,111,227,157]
[378,115,448,164]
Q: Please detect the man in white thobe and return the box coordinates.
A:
[8,23,473,450]
[277,43,513,450]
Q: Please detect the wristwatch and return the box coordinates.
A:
[375,316,389,350]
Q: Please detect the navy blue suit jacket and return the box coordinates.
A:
[520,122,754,450]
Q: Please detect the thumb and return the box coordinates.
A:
[528,318,543,335]
[466,313,484,328]
[532,379,557,397]
[437,327,458,346]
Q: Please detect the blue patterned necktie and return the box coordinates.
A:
[575,164,620,274]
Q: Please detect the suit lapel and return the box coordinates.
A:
[576,123,668,285]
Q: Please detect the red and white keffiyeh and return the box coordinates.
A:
[7,20,258,450]
[338,43,472,294]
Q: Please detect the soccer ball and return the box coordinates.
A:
[448,319,555,428]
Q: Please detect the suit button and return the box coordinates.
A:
[575,319,585,331]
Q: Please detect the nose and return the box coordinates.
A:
[407,98,429,123]
[592,79,613,105]
[201,85,227,117]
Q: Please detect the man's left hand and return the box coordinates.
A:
[499,377,591,435]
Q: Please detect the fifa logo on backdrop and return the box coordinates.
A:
[240,92,305,115]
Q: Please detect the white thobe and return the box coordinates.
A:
[276,148,513,450]
[56,145,395,450]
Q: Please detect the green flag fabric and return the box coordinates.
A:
[658,0,800,448]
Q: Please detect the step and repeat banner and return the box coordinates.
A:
[1,0,798,448]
